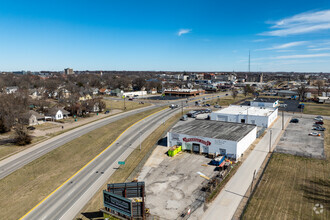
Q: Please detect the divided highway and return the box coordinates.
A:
[22,107,179,220]
[0,104,158,179]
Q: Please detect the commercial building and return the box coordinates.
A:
[250,98,279,108]
[123,91,147,97]
[64,68,74,75]
[167,120,257,160]
[210,105,278,128]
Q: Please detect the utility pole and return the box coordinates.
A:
[250,169,256,194]
[269,129,272,152]
[248,50,251,73]
[123,95,126,111]
[282,110,284,130]
[181,100,183,117]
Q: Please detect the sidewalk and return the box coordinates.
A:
[200,114,291,220]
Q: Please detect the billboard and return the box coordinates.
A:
[103,190,132,217]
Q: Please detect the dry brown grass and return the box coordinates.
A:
[75,112,183,219]
[0,107,164,220]
[103,99,150,111]
[242,120,330,220]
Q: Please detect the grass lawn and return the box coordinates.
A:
[0,107,164,220]
[242,120,330,220]
[75,111,183,219]
[34,123,62,131]
[103,99,150,111]
[205,94,252,106]
[303,103,330,116]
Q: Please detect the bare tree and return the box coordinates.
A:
[13,124,32,145]
[297,84,307,101]
[316,80,324,95]
[231,88,238,100]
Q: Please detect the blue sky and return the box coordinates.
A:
[0,0,330,72]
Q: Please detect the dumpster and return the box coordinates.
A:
[168,145,182,157]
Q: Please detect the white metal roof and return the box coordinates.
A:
[212,105,276,117]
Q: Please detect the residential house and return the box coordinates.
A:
[45,108,70,120]
[79,90,93,101]
[111,88,124,97]
[19,110,45,126]
[91,88,99,95]
[99,88,111,95]
[5,86,18,94]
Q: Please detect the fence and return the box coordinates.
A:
[177,165,234,220]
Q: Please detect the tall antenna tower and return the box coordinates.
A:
[248,50,251,72]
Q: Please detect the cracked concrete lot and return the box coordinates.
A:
[138,146,215,220]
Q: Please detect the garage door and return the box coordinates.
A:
[192,143,200,153]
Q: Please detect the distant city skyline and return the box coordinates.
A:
[0,0,330,72]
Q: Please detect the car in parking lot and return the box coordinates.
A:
[290,118,299,123]
[205,104,211,107]
[27,126,36,130]
[315,115,323,119]
[315,121,324,125]
[312,127,326,131]
[214,105,221,108]
[104,110,110,114]
[309,132,321,136]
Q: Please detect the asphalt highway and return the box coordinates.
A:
[0,104,158,179]
[0,93,219,180]
[22,107,179,220]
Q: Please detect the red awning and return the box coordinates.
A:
[219,161,225,167]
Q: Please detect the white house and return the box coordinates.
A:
[210,105,278,128]
[45,108,70,120]
[5,86,18,94]
[167,120,257,161]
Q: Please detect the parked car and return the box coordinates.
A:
[312,127,326,131]
[315,115,323,119]
[128,98,133,101]
[290,118,299,123]
[315,121,324,125]
[205,104,211,107]
[214,105,221,108]
[280,104,287,108]
[187,111,196,117]
[314,117,323,121]
[104,110,110,114]
[27,126,36,130]
[309,132,321,136]
[225,94,228,96]
[180,115,188,121]
[205,108,212,113]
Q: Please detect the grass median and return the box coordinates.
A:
[0,107,164,220]
[75,111,184,220]
[242,120,330,220]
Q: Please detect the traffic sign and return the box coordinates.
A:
[118,161,125,165]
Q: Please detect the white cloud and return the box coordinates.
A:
[261,10,330,36]
[308,47,330,51]
[274,53,330,59]
[177,29,192,36]
[256,41,306,51]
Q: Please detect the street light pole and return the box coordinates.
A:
[181,100,183,117]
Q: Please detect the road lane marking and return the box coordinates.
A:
[19,107,167,220]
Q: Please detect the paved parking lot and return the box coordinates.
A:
[138,146,215,220]
[275,118,325,158]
